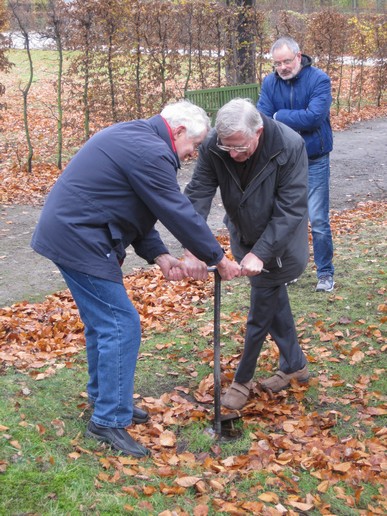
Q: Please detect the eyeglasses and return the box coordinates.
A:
[272,54,297,68]
[216,138,251,153]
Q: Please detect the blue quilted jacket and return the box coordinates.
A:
[31,115,224,282]
[257,55,333,159]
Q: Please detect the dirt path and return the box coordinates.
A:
[1,117,386,307]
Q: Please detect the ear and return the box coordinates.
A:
[172,126,186,139]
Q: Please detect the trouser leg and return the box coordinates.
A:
[84,323,99,403]
[268,285,307,374]
[234,284,306,383]
[57,264,141,428]
[235,285,279,383]
[308,154,334,278]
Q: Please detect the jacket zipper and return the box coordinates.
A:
[211,146,284,269]
[210,149,244,193]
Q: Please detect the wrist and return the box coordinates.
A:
[154,253,169,264]
[216,255,228,268]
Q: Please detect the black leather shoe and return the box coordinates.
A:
[132,406,149,425]
[85,421,151,457]
[87,402,149,425]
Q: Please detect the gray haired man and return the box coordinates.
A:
[258,36,335,292]
[184,98,310,409]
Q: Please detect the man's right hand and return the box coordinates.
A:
[216,255,241,281]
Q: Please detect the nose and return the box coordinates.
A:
[229,149,239,158]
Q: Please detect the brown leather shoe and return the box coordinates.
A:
[260,365,310,393]
[221,380,252,410]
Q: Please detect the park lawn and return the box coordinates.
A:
[0,203,386,515]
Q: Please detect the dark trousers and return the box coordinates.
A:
[234,284,307,383]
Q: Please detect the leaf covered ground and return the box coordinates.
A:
[0,201,386,515]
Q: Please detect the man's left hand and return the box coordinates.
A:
[240,252,265,276]
[154,253,186,281]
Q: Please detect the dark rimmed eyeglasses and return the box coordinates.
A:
[272,54,297,68]
[216,138,251,153]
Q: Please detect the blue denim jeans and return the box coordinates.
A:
[308,154,334,278]
[57,265,141,428]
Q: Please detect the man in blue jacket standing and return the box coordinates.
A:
[257,36,335,292]
[31,100,240,457]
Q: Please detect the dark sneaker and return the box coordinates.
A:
[87,402,149,425]
[132,406,149,424]
[85,421,151,457]
[316,275,335,292]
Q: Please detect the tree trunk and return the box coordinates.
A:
[56,36,63,170]
[46,0,65,170]
[107,33,118,123]
[9,1,34,173]
[227,0,256,85]
[22,37,34,174]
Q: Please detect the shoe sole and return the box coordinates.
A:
[221,400,246,410]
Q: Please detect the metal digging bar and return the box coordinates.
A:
[207,267,242,440]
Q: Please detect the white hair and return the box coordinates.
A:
[215,98,263,139]
[161,100,211,138]
[271,36,300,56]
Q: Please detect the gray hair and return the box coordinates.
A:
[270,36,300,56]
[215,98,263,139]
[161,100,211,138]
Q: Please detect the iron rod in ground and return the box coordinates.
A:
[213,269,222,435]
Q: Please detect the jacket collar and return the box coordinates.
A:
[274,53,312,81]
[148,114,181,168]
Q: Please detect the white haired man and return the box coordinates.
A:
[31,100,241,457]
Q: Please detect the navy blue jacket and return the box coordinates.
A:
[257,55,333,159]
[31,115,224,282]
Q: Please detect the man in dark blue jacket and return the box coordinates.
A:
[31,100,241,457]
[257,36,335,292]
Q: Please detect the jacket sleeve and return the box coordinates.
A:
[274,72,332,132]
[127,153,224,265]
[251,138,309,262]
[256,76,276,118]
[131,228,169,263]
[184,143,219,220]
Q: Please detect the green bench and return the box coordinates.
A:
[184,83,260,125]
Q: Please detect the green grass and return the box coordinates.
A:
[6,49,74,84]
[0,215,386,515]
